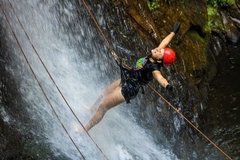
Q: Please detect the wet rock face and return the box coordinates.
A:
[201,3,240,158]
[202,42,240,159]
[119,0,208,85]
[112,0,239,159]
[118,0,240,84]
[0,25,33,159]
[221,7,240,44]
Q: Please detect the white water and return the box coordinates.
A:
[1,0,178,159]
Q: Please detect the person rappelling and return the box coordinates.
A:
[84,22,180,131]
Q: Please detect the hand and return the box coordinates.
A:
[166,84,176,97]
[166,84,174,92]
[171,22,180,34]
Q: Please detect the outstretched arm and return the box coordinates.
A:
[152,70,169,88]
[152,70,175,95]
[158,32,176,49]
[156,22,180,49]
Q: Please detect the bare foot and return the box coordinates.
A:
[72,122,87,134]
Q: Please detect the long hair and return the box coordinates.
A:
[146,52,152,59]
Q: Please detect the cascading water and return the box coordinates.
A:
[0,0,179,159]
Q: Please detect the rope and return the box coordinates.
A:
[78,0,130,69]
[4,1,108,159]
[0,6,85,160]
[79,0,233,160]
[148,85,233,160]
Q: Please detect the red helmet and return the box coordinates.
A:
[163,48,176,65]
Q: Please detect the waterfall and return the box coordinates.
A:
[0,0,177,159]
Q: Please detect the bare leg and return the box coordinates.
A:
[103,79,121,95]
[89,79,121,113]
[85,85,125,131]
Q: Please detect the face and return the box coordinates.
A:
[151,48,164,60]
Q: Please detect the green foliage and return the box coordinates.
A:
[204,5,224,33]
[147,0,159,11]
[207,0,235,7]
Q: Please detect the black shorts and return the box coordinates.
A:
[121,79,140,103]
[120,67,140,103]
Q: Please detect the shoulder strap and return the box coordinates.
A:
[135,56,148,70]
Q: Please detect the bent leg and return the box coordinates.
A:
[89,79,121,113]
[103,79,121,95]
[85,86,125,131]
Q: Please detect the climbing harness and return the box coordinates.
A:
[1,1,108,159]
[79,0,233,159]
